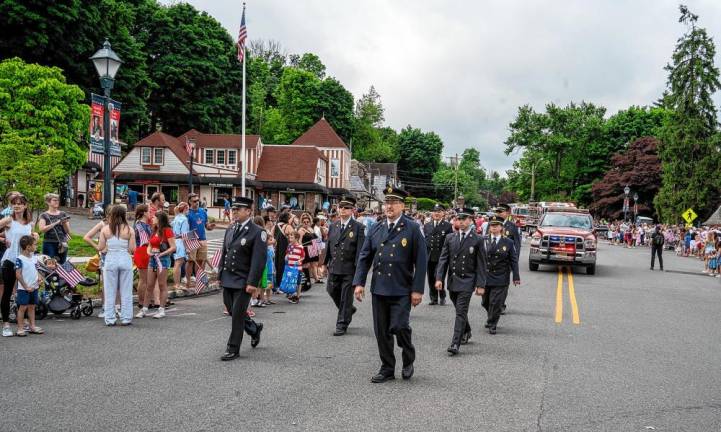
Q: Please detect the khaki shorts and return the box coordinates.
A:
[187,241,208,262]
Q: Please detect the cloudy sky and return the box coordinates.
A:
[174,0,721,174]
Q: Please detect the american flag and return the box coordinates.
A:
[195,268,209,294]
[153,254,164,272]
[306,238,325,258]
[209,249,222,269]
[236,5,247,63]
[181,230,201,252]
[185,138,194,160]
[136,224,149,245]
[56,261,84,288]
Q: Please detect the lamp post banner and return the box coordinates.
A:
[89,93,122,156]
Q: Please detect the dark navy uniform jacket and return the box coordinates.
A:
[484,236,520,287]
[218,220,267,290]
[423,219,453,262]
[503,218,522,259]
[435,229,488,292]
[353,214,428,296]
[324,217,366,275]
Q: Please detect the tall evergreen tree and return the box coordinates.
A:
[655,5,721,222]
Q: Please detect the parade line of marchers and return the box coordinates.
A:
[220,186,520,384]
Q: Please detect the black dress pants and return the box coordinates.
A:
[651,245,664,270]
[1,260,16,323]
[327,273,355,329]
[482,285,509,327]
[427,260,445,301]
[449,290,472,345]
[372,294,415,375]
[222,287,260,353]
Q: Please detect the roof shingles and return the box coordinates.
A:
[291,118,348,149]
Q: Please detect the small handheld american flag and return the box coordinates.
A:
[195,268,209,295]
[56,261,85,288]
[306,238,324,258]
[136,224,150,245]
[209,249,221,269]
[181,230,201,252]
[153,254,164,272]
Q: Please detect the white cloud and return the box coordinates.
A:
[170,0,721,174]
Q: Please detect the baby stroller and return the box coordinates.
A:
[37,258,96,320]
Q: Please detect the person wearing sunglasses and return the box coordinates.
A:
[185,193,216,289]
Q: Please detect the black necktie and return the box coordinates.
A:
[493,237,498,247]
[460,232,466,242]
[388,222,395,233]
[234,223,241,234]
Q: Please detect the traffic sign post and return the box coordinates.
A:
[682,208,698,224]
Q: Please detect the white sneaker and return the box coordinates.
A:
[115,307,121,318]
[135,308,148,318]
[2,326,13,337]
[153,308,166,319]
[98,311,105,318]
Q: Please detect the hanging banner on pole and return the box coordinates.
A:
[89,93,122,157]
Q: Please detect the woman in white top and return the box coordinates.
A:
[0,193,38,337]
[96,205,136,326]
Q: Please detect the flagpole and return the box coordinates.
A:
[241,4,247,198]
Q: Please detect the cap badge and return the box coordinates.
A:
[387,186,393,193]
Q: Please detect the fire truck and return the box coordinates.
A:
[509,204,529,231]
[524,201,577,233]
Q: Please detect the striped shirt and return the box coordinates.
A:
[286,244,305,267]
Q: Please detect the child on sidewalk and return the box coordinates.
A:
[280,231,305,304]
[15,235,44,336]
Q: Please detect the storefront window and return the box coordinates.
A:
[161,185,178,204]
[213,187,233,207]
[281,192,305,210]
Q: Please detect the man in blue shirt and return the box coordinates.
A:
[127,189,139,211]
[222,195,231,223]
[186,193,216,286]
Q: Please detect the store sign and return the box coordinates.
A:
[210,183,233,187]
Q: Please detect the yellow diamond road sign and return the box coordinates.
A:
[682,208,698,224]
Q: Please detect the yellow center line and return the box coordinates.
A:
[555,267,563,323]
[566,267,581,325]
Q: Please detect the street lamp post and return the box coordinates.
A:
[633,192,639,221]
[90,39,123,209]
[623,185,630,222]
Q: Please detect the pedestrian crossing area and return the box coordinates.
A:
[206,238,224,258]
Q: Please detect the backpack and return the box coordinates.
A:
[653,233,664,246]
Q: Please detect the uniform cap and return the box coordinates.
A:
[231,196,254,209]
[383,185,409,201]
[338,195,357,207]
[455,207,475,217]
[488,215,504,225]
[432,203,446,212]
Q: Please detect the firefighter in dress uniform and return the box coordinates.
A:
[218,197,267,361]
[324,195,366,336]
[494,204,521,314]
[482,215,520,334]
[353,185,427,383]
[423,203,453,305]
[435,207,488,356]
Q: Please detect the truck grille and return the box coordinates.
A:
[541,235,584,251]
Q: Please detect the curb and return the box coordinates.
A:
[88,281,221,308]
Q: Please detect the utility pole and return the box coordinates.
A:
[530,162,536,202]
[447,154,459,207]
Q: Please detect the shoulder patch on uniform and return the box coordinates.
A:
[260,231,267,242]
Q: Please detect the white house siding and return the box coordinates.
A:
[320,148,350,189]
[114,148,189,174]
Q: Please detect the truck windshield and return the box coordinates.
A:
[514,208,529,216]
[540,214,592,230]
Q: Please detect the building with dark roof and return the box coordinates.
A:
[109,118,352,217]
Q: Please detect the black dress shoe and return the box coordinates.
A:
[489,326,497,335]
[370,373,395,383]
[333,327,346,336]
[447,344,459,356]
[440,298,446,306]
[221,351,239,361]
[500,305,507,315]
[461,331,471,345]
[484,323,491,328]
[402,364,414,380]
[351,306,358,316]
[429,300,438,306]
[251,323,263,348]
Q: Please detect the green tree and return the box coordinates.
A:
[0,58,88,207]
[655,5,721,222]
[274,67,320,143]
[294,53,326,79]
[315,77,354,142]
[397,126,443,197]
[604,106,670,153]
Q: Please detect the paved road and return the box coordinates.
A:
[2,242,721,431]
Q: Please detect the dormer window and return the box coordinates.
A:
[141,147,151,165]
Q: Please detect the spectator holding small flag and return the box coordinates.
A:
[137,212,175,319]
[133,205,156,309]
[0,193,37,337]
[13,235,43,336]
